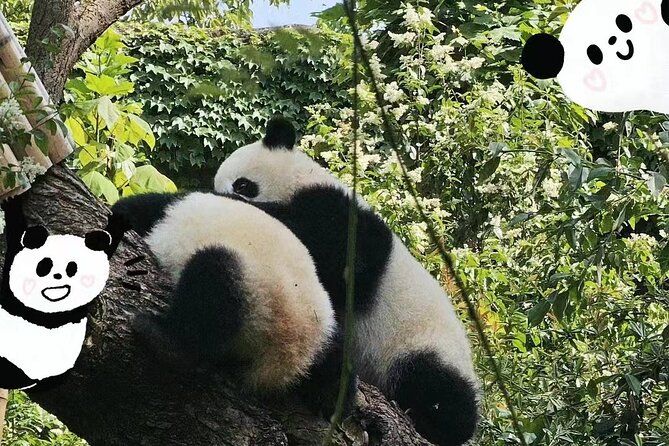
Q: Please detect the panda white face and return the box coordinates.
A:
[522,0,669,113]
[214,117,339,202]
[9,229,111,314]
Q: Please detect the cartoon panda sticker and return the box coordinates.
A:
[0,225,114,390]
[522,0,669,113]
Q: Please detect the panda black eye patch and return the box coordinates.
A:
[587,44,603,65]
[66,262,78,278]
[232,177,259,199]
[36,258,53,277]
[616,14,633,33]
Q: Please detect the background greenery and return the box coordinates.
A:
[1,0,668,445]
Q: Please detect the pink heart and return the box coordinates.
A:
[81,275,95,288]
[583,68,607,92]
[635,1,658,24]
[22,279,36,295]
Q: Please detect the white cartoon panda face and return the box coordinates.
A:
[522,0,669,113]
[9,227,111,313]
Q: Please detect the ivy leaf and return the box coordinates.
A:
[561,148,581,166]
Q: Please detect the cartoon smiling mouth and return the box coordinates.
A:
[41,285,71,302]
[617,40,635,60]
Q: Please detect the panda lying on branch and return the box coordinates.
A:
[112,118,480,446]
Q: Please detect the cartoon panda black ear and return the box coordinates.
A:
[263,116,296,150]
[21,226,49,249]
[521,33,564,80]
[85,230,112,252]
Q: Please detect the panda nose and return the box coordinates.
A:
[53,273,62,280]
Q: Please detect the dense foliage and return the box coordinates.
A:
[3,0,669,445]
[120,22,348,187]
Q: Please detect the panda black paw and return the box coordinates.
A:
[132,313,198,373]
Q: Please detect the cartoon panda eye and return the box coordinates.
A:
[232,177,259,199]
[36,258,53,277]
[587,45,604,65]
[616,14,633,33]
[66,262,78,278]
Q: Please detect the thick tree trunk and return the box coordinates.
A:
[5,1,434,445]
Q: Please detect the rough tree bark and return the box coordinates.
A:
[4,1,434,444]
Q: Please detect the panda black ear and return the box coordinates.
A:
[85,230,112,252]
[21,226,49,249]
[521,33,564,80]
[263,116,296,150]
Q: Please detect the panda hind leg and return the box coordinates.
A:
[134,247,248,371]
[296,330,358,419]
[390,351,479,446]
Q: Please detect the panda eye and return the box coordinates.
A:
[616,14,633,33]
[587,45,603,65]
[66,262,78,278]
[232,177,259,199]
[36,258,53,277]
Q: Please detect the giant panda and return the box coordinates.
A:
[213,117,480,446]
[110,192,337,393]
[0,196,118,390]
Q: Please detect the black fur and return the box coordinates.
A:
[134,247,249,366]
[521,33,564,79]
[662,0,669,26]
[110,192,184,236]
[253,185,393,316]
[0,355,37,389]
[263,116,297,150]
[390,351,478,446]
[297,329,357,417]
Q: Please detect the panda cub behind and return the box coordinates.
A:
[214,117,480,446]
[112,192,336,391]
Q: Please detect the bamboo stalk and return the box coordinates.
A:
[0,12,73,164]
[0,71,52,169]
[0,389,8,443]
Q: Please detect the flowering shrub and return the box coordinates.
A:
[308,2,668,444]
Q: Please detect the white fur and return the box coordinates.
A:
[147,193,336,390]
[0,308,86,381]
[214,140,479,391]
[214,141,340,201]
[9,235,110,313]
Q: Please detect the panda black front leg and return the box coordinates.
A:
[390,351,479,446]
[134,246,247,370]
[109,192,184,237]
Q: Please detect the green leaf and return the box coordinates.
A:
[561,148,581,166]
[81,171,119,204]
[624,374,642,396]
[509,213,531,227]
[478,157,500,183]
[129,165,177,194]
[647,172,666,197]
[528,300,550,326]
[96,96,120,129]
[488,142,506,157]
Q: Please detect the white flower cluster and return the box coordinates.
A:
[403,4,434,30]
[0,97,23,135]
[17,156,47,188]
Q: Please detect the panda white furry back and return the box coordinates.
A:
[111,192,336,392]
